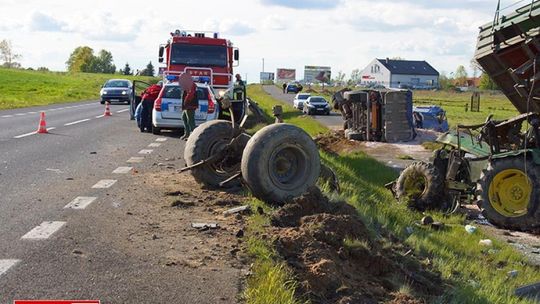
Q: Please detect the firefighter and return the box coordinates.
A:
[140,82,162,133]
[181,82,198,140]
[234,74,245,87]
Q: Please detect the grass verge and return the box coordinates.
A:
[0,67,157,110]
[245,84,540,304]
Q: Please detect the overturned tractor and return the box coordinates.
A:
[181,84,322,205]
[391,0,540,231]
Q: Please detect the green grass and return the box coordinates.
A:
[0,67,157,110]
[243,199,305,304]
[246,84,540,304]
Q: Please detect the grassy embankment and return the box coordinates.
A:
[0,67,157,110]
[244,84,540,304]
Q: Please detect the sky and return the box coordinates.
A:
[0,0,525,82]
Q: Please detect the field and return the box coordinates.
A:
[245,84,540,304]
[0,68,157,110]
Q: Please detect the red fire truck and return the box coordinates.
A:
[158,29,239,92]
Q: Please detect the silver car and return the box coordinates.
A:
[151,83,219,134]
[293,93,311,110]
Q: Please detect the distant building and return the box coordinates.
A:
[359,58,439,89]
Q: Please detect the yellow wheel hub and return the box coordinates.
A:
[488,169,531,217]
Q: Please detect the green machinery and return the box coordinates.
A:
[392,1,540,231]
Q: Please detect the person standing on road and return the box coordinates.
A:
[181,82,198,140]
[282,82,287,93]
[140,82,162,132]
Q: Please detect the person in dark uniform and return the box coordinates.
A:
[282,82,287,93]
[181,82,198,140]
[140,83,162,132]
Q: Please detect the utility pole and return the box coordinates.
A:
[262,58,265,72]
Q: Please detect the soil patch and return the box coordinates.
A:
[269,187,442,303]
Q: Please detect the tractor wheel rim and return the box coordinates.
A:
[208,139,238,176]
[403,174,428,200]
[488,169,531,217]
[269,144,307,190]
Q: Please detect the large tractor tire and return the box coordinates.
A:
[184,120,246,188]
[395,161,449,211]
[241,123,320,205]
[476,157,540,231]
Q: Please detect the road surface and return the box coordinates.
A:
[262,85,343,130]
[0,101,241,303]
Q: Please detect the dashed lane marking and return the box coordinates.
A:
[92,179,117,189]
[13,127,56,139]
[21,221,66,240]
[95,114,105,118]
[64,196,97,209]
[116,109,129,113]
[64,118,91,126]
[127,157,144,163]
[0,259,20,277]
[1,115,14,118]
[138,149,153,154]
[155,138,167,142]
[148,143,161,148]
[112,166,132,174]
[15,113,26,116]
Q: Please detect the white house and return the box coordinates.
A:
[359,58,439,89]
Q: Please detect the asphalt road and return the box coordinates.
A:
[0,101,240,303]
[262,85,344,130]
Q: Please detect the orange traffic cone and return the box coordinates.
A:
[36,111,48,134]
[104,102,112,117]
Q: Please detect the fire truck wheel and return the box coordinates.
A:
[241,123,320,205]
[395,161,448,211]
[476,157,540,231]
[184,120,243,188]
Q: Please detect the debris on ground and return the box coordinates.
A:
[268,187,442,303]
[465,225,477,234]
[223,205,251,216]
[479,239,493,247]
[191,222,219,230]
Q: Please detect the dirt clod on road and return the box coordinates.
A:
[269,187,441,303]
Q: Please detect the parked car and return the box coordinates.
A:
[152,82,219,134]
[286,83,303,94]
[303,96,330,115]
[293,93,311,110]
[100,79,133,104]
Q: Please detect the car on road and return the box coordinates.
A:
[302,96,330,115]
[151,82,219,134]
[286,83,303,94]
[100,79,133,104]
[293,93,311,110]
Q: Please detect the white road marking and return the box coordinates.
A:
[112,166,132,174]
[138,149,153,154]
[22,221,66,239]
[15,113,26,116]
[92,179,117,188]
[0,259,20,277]
[65,196,97,209]
[64,118,91,126]
[28,111,37,114]
[155,138,167,142]
[1,115,14,118]
[13,127,55,139]
[95,114,105,118]
[127,157,144,163]
[116,109,129,113]
[148,143,161,148]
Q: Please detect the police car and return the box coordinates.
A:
[151,76,219,135]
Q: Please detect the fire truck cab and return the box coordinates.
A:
[158,29,239,93]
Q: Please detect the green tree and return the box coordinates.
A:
[438,71,454,90]
[90,50,116,74]
[122,63,132,75]
[479,73,499,90]
[66,46,95,72]
[455,65,468,86]
[141,61,155,76]
[0,39,22,68]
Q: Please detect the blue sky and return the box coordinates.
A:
[0,0,523,81]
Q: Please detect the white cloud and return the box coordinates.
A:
[202,19,255,36]
[28,12,67,32]
[263,15,287,31]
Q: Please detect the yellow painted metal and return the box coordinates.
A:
[488,169,531,217]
